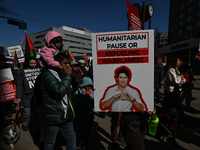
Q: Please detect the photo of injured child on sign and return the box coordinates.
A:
[92,30,154,112]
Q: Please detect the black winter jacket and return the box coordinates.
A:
[40,68,78,125]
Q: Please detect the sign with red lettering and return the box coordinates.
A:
[0,68,16,103]
[92,30,154,112]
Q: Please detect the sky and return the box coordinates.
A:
[0,0,170,47]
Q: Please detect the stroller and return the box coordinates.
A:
[155,106,187,146]
[2,102,23,150]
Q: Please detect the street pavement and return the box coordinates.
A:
[1,76,200,150]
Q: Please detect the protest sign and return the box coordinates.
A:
[0,68,14,83]
[0,68,16,103]
[92,30,154,112]
[21,67,41,94]
[7,45,25,63]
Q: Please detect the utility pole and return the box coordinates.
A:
[156,27,158,56]
[142,1,145,30]
[189,27,192,60]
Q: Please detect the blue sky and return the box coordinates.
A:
[0,0,170,47]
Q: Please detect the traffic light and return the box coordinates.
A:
[19,21,27,30]
[7,19,27,30]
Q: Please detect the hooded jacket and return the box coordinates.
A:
[40,67,78,125]
[39,31,62,67]
[74,77,94,122]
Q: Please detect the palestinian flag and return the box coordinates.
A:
[68,48,75,60]
[25,30,36,58]
[83,53,88,62]
[14,50,18,69]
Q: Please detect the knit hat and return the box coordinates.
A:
[70,60,79,66]
[78,59,85,64]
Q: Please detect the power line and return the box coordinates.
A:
[2,14,127,32]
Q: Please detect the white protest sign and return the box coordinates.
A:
[7,45,25,63]
[92,30,154,112]
[0,68,14,83]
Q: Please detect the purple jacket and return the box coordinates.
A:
[39,31,62,67]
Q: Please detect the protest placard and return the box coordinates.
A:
[0,68,16,103]
[7,45,25,63]
[21,67,41,94]
[92,30,154,112]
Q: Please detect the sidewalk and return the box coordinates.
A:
[193,75,200,90]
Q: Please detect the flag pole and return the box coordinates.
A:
[68,48,83,74]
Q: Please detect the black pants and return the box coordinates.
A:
[123,129,146,150]
[77,121,93,148]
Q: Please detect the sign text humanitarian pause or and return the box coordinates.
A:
[96,32,149,64]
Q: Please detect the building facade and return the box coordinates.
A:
[21,26,93,58]
[158,0,200,60]
[155,31,168,49]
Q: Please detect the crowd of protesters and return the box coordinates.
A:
[0,30,200,150]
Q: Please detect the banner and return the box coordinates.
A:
[7,45,25,63]
[92,30,154,112]
[21,67,41,94]
[126,0,142,30]
[0,68,16,103]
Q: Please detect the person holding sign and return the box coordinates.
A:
[0,55,17,119]
[16,56,39,132]
[100,66,148,112]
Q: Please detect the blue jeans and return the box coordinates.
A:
[44,120,76,150]
[23,107,30,127]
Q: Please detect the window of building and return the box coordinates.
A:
[187,16,191,22]
[180,13,183,18]
[33,41,42,44]
[197,20,200,27]
[198,11,200,17]
[35,34,45,39]
[62,39,85,45]
[189,0,192,3]
[187,25,191,31]
[188,6,192,13]
[180,4,184,10]
[64,34,91,41]
[179,29,182,35]
[179,21,183,26]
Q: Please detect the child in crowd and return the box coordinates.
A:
[39,31,63,69]
[74,77,94,150]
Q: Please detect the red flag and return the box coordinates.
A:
[126,0,142,30]
[83,53,88,62]
[14,50,18,69]
[68,48,74,60]
[25,30,36,58]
